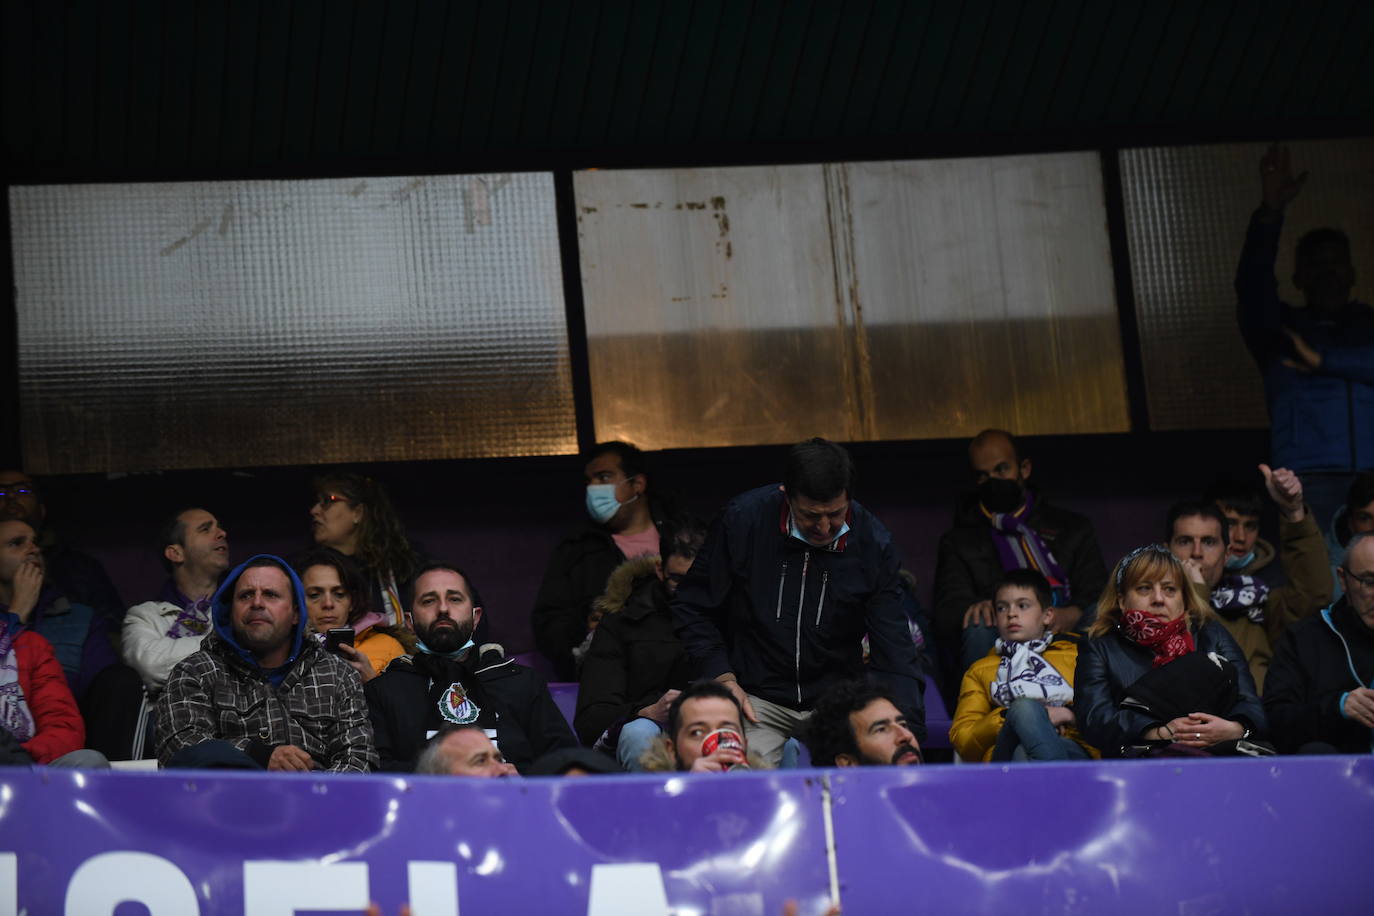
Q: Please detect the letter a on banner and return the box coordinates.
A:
[244,862,369,915]
[64,852,199,915]
[586,863,670,916]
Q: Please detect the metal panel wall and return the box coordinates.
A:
[1120,139,1374,431]
[575,153,1128,451]
[10,174,576,473]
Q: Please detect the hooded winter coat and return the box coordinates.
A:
[574,556,696,747]
[154,555,376,771]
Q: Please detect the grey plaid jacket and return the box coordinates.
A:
[155,630,377,771]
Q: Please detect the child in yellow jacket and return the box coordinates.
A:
[950,569,1098,762]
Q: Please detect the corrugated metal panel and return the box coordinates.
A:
[11,172,576,472]
[1120,138,1374,431]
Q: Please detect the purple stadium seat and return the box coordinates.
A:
[548,682,580,743]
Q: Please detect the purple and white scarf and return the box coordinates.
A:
[990,635,1074,709]
[157,580,213,639]
[985,492,1071,601]
[1210,575,1270,625]
[0,615,36,743]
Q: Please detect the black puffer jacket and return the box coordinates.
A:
[933,491,1107,640]
[1264,599,1374,754]
[364,646,576,773]
[574,557,696,746]
[1077,620,1266,756]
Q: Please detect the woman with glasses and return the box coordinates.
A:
[308,472,422,629]
[292,550,411,682]
[1077,544,1266,757]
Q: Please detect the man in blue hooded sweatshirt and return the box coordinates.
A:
[155,555,376,771]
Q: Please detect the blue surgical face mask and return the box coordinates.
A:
[1225,550,1256,570]
[586,483,637,524]
[788,509,849,547]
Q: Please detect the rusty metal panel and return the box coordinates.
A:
[575,153,1127,451]
[1120,139,1374,431]
[574,165,858,449]
[9,174,576,473]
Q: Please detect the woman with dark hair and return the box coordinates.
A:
[292,549,412,683]
[1077,544,1267,757]
[308,472,419,628]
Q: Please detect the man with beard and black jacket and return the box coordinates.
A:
[1264,532,1374,754]
[532,442,668,681]
[934,430,1108,676]
[671,438,926,767]
[366,563,576,773]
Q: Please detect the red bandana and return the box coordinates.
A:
[1121,608,1195,667]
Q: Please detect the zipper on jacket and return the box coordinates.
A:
[815,572,828,626]
[775,562,789,621]
[795,552,810,705]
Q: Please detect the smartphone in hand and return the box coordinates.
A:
[325,627,355,653]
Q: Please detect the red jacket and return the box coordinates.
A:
[14,630,85,763]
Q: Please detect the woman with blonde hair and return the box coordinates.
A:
[1077,544,1266,757]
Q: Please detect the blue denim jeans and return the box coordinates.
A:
[961,623,999,674]
[617,718,663,772]
[991,698,1090,762]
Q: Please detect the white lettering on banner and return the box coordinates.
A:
[408,861,459,916]
[586,863,670,916]
[1,852,15,916]
[243,861,369,915]
[63,852,199,915]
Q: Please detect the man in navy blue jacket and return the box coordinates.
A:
[671,438,925,766]
[1236,144,1374,528]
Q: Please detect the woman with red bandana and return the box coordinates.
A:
[1077,545,1266,757]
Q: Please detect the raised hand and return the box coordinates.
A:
[1259,463,1306,522]
[1260,143,1308,212]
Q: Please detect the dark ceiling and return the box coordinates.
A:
[4,0,1372,184]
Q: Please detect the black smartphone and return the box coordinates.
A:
[325,627,355,652]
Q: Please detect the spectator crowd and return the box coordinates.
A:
[2,145,1371,778]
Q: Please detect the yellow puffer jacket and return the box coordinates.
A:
[949,636,1100,762]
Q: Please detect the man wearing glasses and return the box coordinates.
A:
[1264,532,1374,754]
[671,438,926,767]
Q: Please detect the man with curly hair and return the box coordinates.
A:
[802,680,922,768]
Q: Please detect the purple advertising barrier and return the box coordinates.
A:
[6,756,1373,914]
[2,767,834,915]
[827,754,1374,915]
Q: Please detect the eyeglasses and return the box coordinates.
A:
[0,486,35,499]
[1342,569,1374,591]
[314,493,349,509]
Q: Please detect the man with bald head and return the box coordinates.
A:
[933,430,1107,674]
[1265,532,1374,754]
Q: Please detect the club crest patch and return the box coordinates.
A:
[438,683,481,725]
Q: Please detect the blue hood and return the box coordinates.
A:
[212,554,309,683]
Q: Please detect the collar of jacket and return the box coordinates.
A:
[203,629,320,684]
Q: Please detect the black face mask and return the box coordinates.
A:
[977,477,1024,514]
